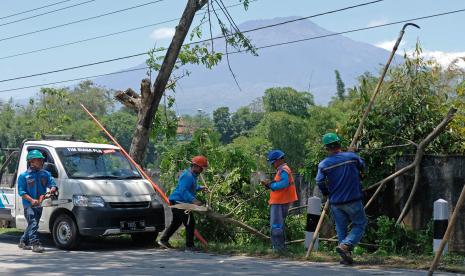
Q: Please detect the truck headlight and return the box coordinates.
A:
[73,195,105,207]
[150,194,160,207]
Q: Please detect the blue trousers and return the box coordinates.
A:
[20,206,43,245]
[330,200,367,249]
[270,204,289,250]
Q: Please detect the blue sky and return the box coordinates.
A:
[0,0,464,101]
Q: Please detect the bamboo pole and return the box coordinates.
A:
[428,183,465,275]
[305,201,329,258]
[348,23,419,151]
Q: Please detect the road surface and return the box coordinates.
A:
[0,233,460,275]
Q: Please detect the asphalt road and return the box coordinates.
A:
[0,233,461,276]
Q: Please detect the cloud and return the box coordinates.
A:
[374,39,406,51]
[410,50,465,68]
[374,39,465,68]
[150,27,175,40]
[367,18,388,28]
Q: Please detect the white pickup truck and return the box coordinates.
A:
[0,139,165,250]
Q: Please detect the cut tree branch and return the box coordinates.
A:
[226,190,266,217]
[364,107,457,211]
[205,209,269,240]
[396,107,457,224]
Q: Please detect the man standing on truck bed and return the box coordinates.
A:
[18,150,57,253]
[158,155,208,251]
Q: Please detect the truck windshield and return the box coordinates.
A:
[56,147,142,180]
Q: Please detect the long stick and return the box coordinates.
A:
[428,183,465,275]
[349,23,419,150]
[287,238,377,248]
[305,201,329,258]
[305,23,419,259]
[80,104,208,246]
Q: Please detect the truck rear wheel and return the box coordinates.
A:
[52,214,81,250]
[131,231,158,246]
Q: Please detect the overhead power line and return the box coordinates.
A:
[0,0,384,83]
[0,0,252,61]
[0,52,148,83]
[0,0,97,28]
[246,7,465,52]
[1,5,464,91]
[0,0,73,20]
[0,0,164,43]
[0,67,149,93]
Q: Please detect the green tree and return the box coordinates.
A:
[102,110,137,151]
[230,106,263,139]
[254,112,309,168]
[335,69,346,100]
[262,87,314,117]
[213,107,233,144]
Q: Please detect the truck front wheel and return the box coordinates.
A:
[52,214,81,250]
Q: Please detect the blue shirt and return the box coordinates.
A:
[316,152,365,204]
[18,169,56,208]
[270,164,290,191]
[169,169,202,203]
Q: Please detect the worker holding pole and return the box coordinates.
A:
[261,150,298,254]
[316,133,367,265]
[158,155,209,251]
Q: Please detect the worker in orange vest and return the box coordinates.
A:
[261,149,298,253]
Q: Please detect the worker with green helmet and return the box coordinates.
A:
[315,133,367,265]
[18,149,57,253]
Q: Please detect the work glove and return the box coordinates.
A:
[260,179,271,190]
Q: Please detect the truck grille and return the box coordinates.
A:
[109,201,150,209]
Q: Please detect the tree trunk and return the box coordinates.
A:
[396,107,457,224]
[121,0,208,165]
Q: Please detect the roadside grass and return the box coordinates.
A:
[170,238,465,274]
[0,227,22,236]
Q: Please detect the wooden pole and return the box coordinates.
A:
[428,183,465,275]
[80,103,208,246]
[348,23,419,150]
[305,201,329,258]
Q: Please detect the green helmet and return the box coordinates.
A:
[322,132,341,146]
[26,150,45,161]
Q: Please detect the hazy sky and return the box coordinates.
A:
[1,0,464,101]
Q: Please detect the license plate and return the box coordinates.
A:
[120,220,145,231]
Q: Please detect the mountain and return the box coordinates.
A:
[95,17,398,114]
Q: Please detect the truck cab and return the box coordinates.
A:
[2,139,165,250]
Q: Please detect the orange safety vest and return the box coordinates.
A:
[269,164,298,205]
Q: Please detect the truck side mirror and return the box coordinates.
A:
[43,162,58,178]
